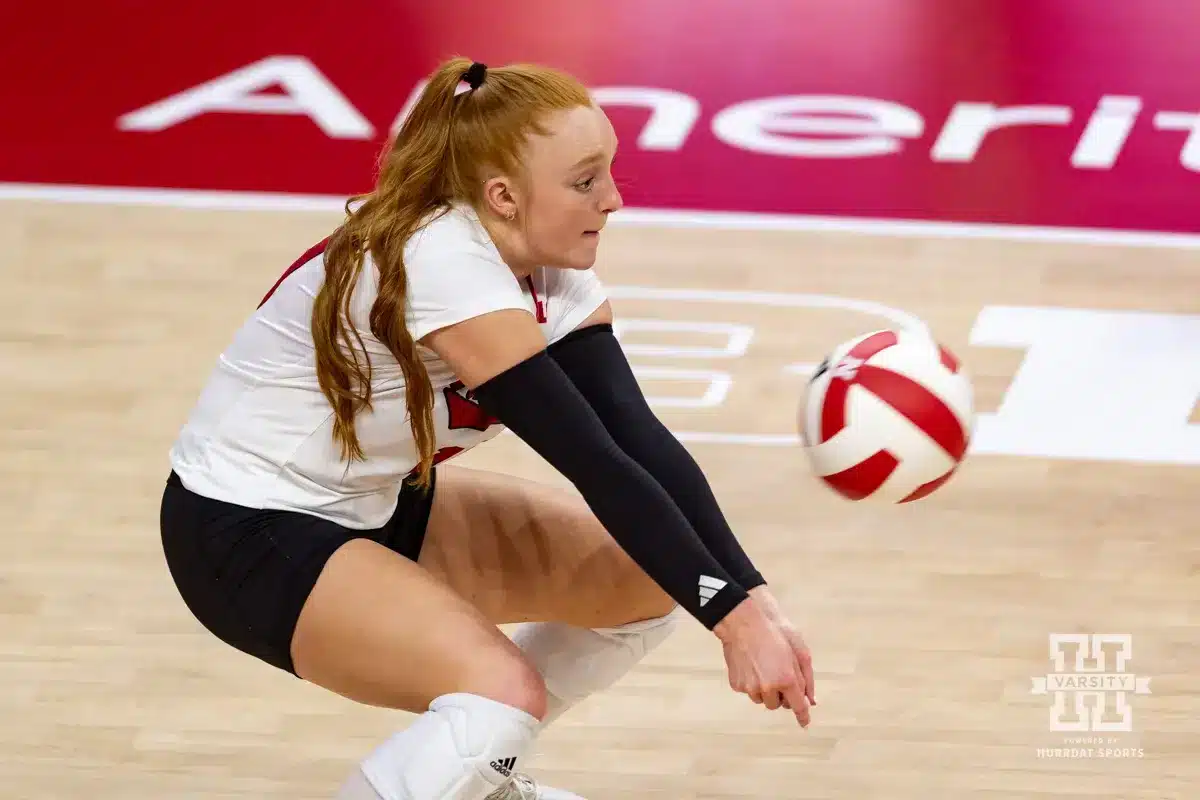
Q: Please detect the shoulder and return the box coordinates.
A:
[398,205,533,341]
[401,205,525,294]
[406,204,499,269]
[540,266,610,343]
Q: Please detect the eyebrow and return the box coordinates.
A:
[570,151,608,171]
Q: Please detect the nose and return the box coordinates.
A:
[601,180,623,215]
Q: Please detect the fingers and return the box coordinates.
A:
[723,624,816,726]
[798,652,816,706]
[781,680,811,728]
[780,626,817,707]
[788,642,815,706]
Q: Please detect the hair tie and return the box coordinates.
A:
[462,62,487,90]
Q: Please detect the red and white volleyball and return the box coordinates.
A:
[800,329,973,503]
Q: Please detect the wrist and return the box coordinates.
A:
[748,585,783,617]
[712,594,770,644]
[750,586,795,629]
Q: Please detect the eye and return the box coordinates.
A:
[575,176,595,191]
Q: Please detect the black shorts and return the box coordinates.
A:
[158,469,436,676]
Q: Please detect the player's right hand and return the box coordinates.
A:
[714,597,812,728]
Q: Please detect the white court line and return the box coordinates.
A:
[0,182,349,213]
[673,431,798,446]
[5,180,1200,250]
[605,285,927,329]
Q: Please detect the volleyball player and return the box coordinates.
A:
[159,57,815,800]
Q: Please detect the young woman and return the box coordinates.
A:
[159,57,815,800]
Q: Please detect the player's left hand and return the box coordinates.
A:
[749,587,817,712]
[774,619,816,711]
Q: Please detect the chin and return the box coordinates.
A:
[550,250,597,270]
[568,252,598,269]
[538,238,600,270]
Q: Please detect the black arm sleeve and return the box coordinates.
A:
[471,350,749,630]
[547,323,766,591]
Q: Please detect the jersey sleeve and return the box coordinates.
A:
[403,217,534,342]
[544,267,608,344]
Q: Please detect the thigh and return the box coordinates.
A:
[416,465,676,628]
[290,537,545,715]
[161,474,542,716]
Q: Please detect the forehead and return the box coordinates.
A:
[526,105,617,170]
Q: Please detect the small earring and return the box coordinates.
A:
[505,209,516,221]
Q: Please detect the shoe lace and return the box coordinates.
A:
[484,773,540,800]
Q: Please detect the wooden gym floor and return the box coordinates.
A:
[1,197,1196,799]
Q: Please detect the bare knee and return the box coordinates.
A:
[606,544,679,624]
[548,534,678,628]
[465,649,548,721]
[642,592,680,621]
[630,563,680,620]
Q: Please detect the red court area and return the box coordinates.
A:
[5,0,1200,232]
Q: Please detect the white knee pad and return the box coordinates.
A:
[511,605,685,725]
[357,693,539,800]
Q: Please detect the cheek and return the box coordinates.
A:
[531,202,583,249]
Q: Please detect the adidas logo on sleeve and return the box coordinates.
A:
[698,575,727,607]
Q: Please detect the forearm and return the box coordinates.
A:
[548,324,766,589]
[471,350,751,630]
[610,414,765,590]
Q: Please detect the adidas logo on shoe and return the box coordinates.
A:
[490,756,517,777]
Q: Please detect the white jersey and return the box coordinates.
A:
[169,204,607,529]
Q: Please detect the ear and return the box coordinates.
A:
[482,176,518,221]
